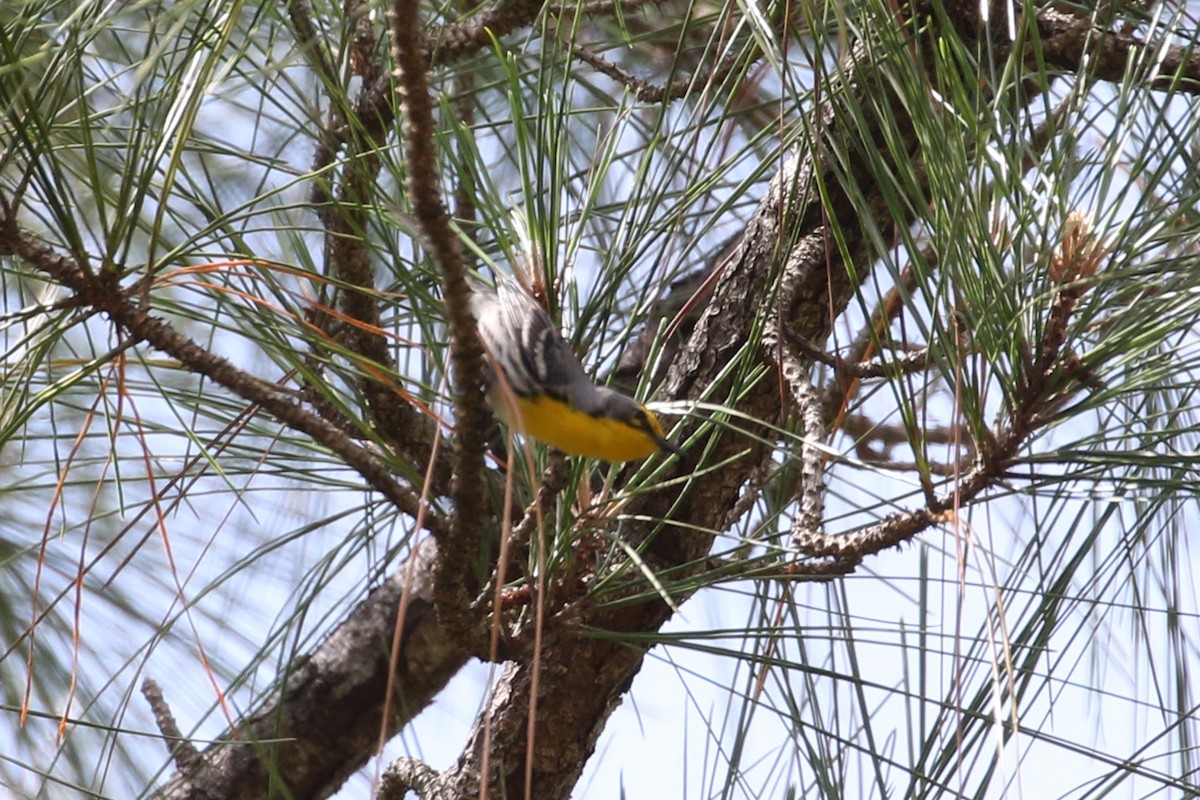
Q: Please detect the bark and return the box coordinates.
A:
[157,540,468,800]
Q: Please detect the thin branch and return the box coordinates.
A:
[433,0,546,64]
[0,220,442,535]
[141,678,200,774]
[1028,8,1200,93]
[548,0,661,17]
[389,0,491,646]
[285,0,341,94]
[569,41,748,104]
[796,222,1104,562]
[819,261,923,428]
[841,412,976,476]
[285,0,450,491]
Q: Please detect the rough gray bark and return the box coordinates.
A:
[157,540,467,800]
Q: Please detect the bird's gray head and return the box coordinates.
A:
[588,386,682,456]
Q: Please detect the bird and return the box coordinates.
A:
[467,273,682,462]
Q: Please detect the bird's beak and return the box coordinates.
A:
[656,434,685,457]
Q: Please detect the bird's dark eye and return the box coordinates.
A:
[632,408,648,425]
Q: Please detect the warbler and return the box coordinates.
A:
[468,274,682,462]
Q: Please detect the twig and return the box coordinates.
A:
[378,757,444,799]
[796,216,1105,562]
[141,678,200,773]
[569,42,748,104]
